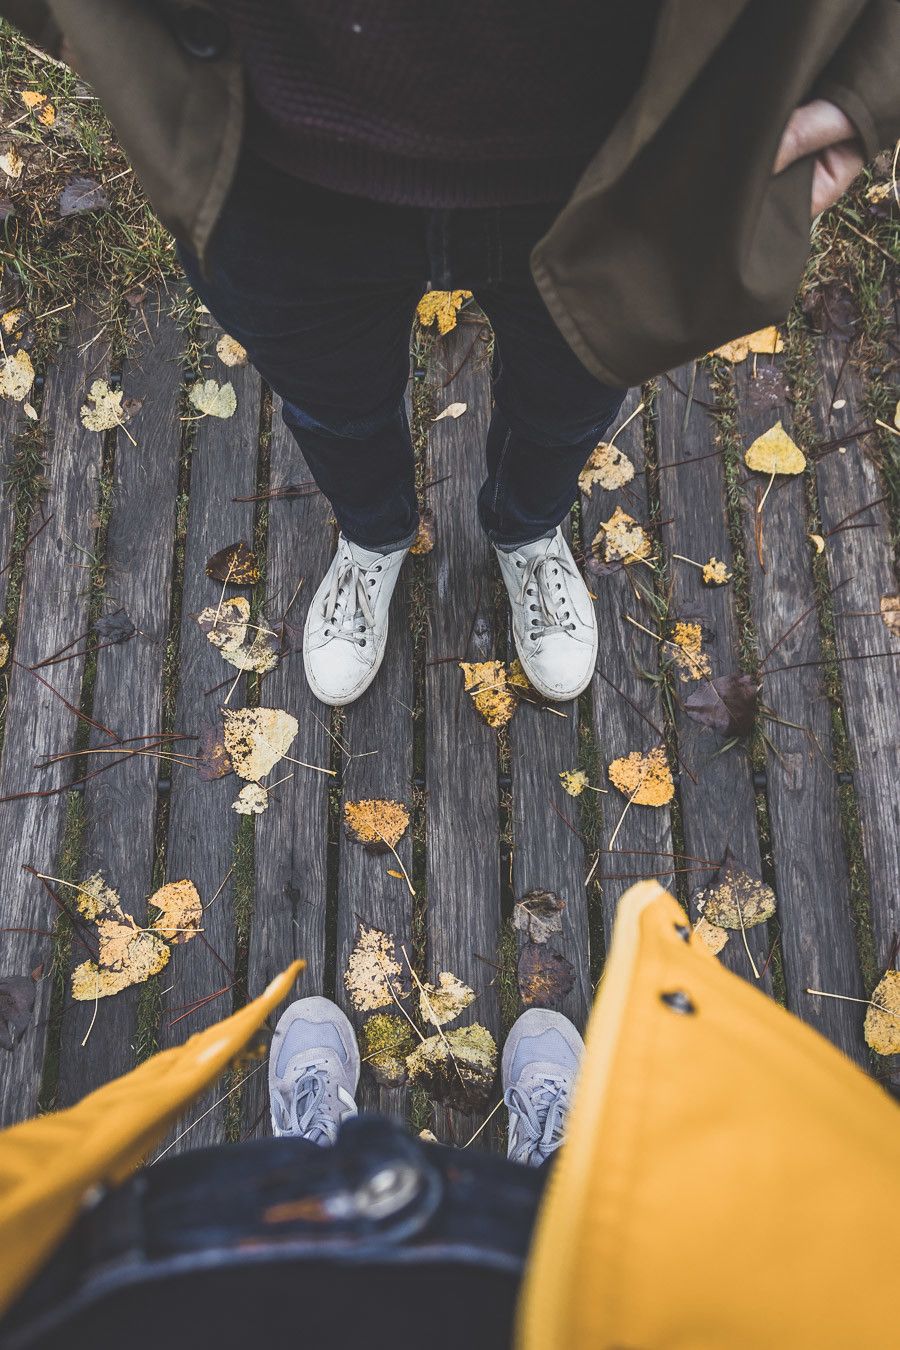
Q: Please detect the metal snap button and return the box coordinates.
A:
[173,6,230,60]
[660,990,696,1015]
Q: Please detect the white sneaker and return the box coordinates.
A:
[303,533,409,706]
[494,526,597,701]
[269,996,360,1143]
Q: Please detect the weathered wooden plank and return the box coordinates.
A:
[0,399,24,616]
[808,333,900,986]
[335,392,415,1119]
[0,309,108,1126]
[657,364,772,987]
[425,316,501,1144]
[580,389,674,943]
[56,299,184,1104]
[240,398,335,1139]
[157,334,262,1149]
[508,557,591,1026]
[733,355,867,1065]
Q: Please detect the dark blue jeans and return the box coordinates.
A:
[2,1118,547,1350]
[179,153,626,550]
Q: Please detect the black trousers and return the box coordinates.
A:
[1,1118,548,1350]
[179,151,625,551]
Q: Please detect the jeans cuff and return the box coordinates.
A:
[346,525,419,554]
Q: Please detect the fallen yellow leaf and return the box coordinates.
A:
[880,594,899,638]
[0,349,35,402]
[148,880,202,944]
[578,441,635,494]
[80,378,127,432]
[559,769,588,797]
[702,557,731,585]
[344,798,410,850]
[189,378,237,419]
[222,706,298,782]
[671,620,711,681]
[607,746,674,806]
[864,969,900,1056]
[416,289,472,335]
[215,334,247,367]
[744,421,806,476]
[232,782,269,815]
[594,506,652,563]
[418,971,475,1028]
[344,922,403,1013]
[711,326,784,362]
[459,660,518,728]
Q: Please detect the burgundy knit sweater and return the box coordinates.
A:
[217,1,661,207]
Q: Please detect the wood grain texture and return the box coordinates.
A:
[425,317,501,1145]
[733,356,867,1065]
[334,391,415,1120]
[157,339,261,1149]
[241,399,336,1139]
[0,308,108,1126]
[580,389,674,944]
[807,332,900,1003]
[508,577,591,1026]
[656,365,772,988]
[0,398,24,615]
[56,301,184,1103]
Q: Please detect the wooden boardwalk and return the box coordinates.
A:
[0,290,898,1147]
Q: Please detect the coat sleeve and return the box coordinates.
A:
[814,0,900,158]
[0,2,62,57]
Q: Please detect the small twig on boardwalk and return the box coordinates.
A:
[151,1062,266,1163]
[13,659,120,742]
[167,983,233,1029]
[463,1096,504,1148]
[805,987,898,1021]
[758,574,853,671]
[377,831,415,896]
[0,513,52,580]
[23,867,96,959]
[822,493,889,536]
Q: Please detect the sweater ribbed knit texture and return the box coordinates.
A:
[216,1,660,207]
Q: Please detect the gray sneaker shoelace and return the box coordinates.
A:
[504,1076,570,1166]
[272,1066,340,1144]
[517,551,579,640]
[322,544,380,649]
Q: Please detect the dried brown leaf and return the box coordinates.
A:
[406,1023,497,1112]
[222,706,298,781]
[517,944,576,1008]
[513,890,566,944]
[695,850,775,930]
[418,971,475,1028]
[205,540,261,585]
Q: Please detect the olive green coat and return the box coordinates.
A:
[4,0,900,383]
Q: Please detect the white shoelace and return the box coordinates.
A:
[322,543,381,649]
[517,551,579,640]
[504,1077,570,1166]
[272,1066,341,1144]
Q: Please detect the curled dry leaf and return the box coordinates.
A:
[594,506,652,564]
[1,307,28,337]
[0,349,35,401]
[360,1013,416,1086]
[607,746,674,806]
[59,176,108,217]
[406,1024,497,1112]
[344,798,410,853]
[206,540,261,585]
[409,507,435,555]
[517,943,576,1009]
[419,971,475,1028]
[743,421,806,476]
[695,850,775,930]
[80,378,127,432]
[433,401,467,421]
[189,378,237,419]
[863,969,900,1056]
[702,557,731,585]
[148,879,201,944]
[223,706,298,782]
[197,721,233,780]
[710,326,784,362]
[94,609,135,643]
[683,671,758,738]
[0,622,10,672]
[693,915,729,956]
[344,922,403,1013]
[0,975,35,1051]
[232,782,269,815]
[197,595,249,654]
[578,440,635,494]
[459,660,518,729]
[808,533,826,555]
[415,289,472,335]
[513,889,566,945]
[880,594,900,638]
[559,769,588,797]
[0,146,24,179]
[215,333,248,367]
[70,872,171,1002]
[20,90,55,125]
[670,621,711,681]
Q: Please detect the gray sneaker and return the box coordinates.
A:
[268,995,360,1143]
[502,1007,585,1167]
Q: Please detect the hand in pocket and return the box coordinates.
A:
[773,98,865,216]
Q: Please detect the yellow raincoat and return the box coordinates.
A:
[0,884,897,1347]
